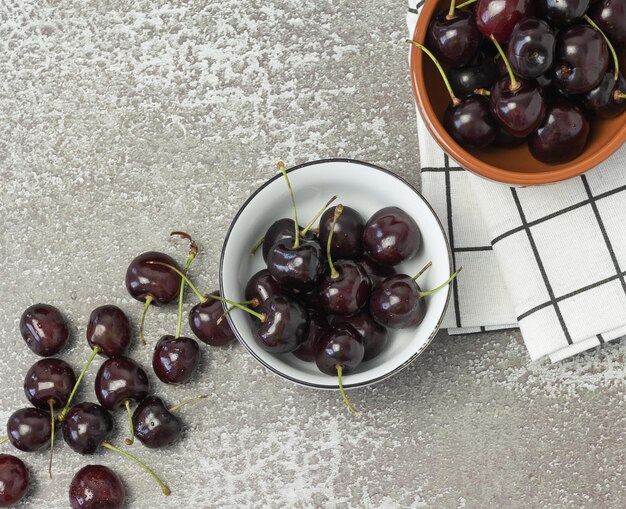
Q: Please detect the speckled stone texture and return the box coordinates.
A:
[0,1,624,508]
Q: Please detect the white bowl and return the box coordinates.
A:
[219,159,452,389]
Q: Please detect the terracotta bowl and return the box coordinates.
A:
[409,0,626,185]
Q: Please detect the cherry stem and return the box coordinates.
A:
[276,161,300,249]
[447,0,456,19]
[139,296,153,346]
[146,262,266,321]
[615,91,626,100]
[59,346,101,421]
[176,250,197,339]
[101,441,171,496]
[301,195,338,236]
[490,35,519,91]
[216,300,258,325]
[419,267,463,297]
[406,40,461,106]
[250,235,265,256]
[474,88,491,96]
[336,365,360,416]
[584,15,619,81]
[412,261,433,281]
[48,400,55,480]
[457,0,477,7]
[326,204,344,280]
[123,400,134,446]
[168,395,209,413]
[0,437,7,445]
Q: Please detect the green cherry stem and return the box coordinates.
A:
[250,235,265,256]
[276,161,300,249]
[101,441,171,496]
[168,395,209,413]
[171,232,199,339]
[584,15,619,81]
[419,267,463,297]
[337,365,360,416]
[216,300,258,325]
[0,437,8,446]
[300,194,338,236]
[490,35,519,91]
[474,88,491,96]
[146,262,266,321]
[412,261,433,281]
[406,40,461,106]
[457,0,477,7]
[59,346,101,421]
[326,204,344,280]
[615,91,626,100]
[139,296,153,346]
[48,400,55,479]
[447,0,457,19]
[123,400,134,446]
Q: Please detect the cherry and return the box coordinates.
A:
[315,324,364,415]
[295,288,325,313]
[189,291,236,346]
[580,72,626,118]
[448,59,499,99]
[20,304,69,357]
[507,18,555,79]
[332,311,388,361]
[152,335,200,385]
[356,255,396,287]
[69,465,125,509]
[591,0,626,46]
[86,305,131,357]
[370,265,461,328]
[426,4,481,67]
[529,98,590,164]
[362,204,421,267]
[245,269,280,306]
[0,455,29,507]
[24,358,76,409]
[475,0,534,43]
[62,403,114,455]
[553,25,608,94]
[536,0,590,26]
[319,205,365,260]
[319,206,371,316]
[6,408,51,453]
[293,312,328,362]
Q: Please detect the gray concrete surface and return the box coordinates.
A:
[1,1,624,507]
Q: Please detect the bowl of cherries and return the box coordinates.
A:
[219,159,458,413]
[409,0,626,185]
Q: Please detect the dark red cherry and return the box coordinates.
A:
[332,311,388,361]
[20,304,69,357]
[356,255,396,287]
[444,96,498,149]
[95,357,150,410]
[189,291,236,346]
[580,72,626,118]
[7,408,51,452]
[295,288,325,313]
[490,77,546,137]
[261,219,314,262]
[529,98,590,164]
[24,358,76,409]
[152,335,200,385]
[125,251,181,305]
[132,396,182,449]
[448,62,499,99]
[507,18,555,79]
[0,454,29,507]
[86,305,131,357]
[591,0,626,46]
[426,9,481,67]
[245,269,281,306]
[254,294,309,353]
[69,465,125,509]
[319,205,365,260]
[266,238,324,292]
[362,207,421,267]
[315,324,364,376]
[319,260,371,316]
[476,0,534,43]
[293,312,328,362]
[62,403,114,455]
[553,25,608,95]
[536,0,590,26]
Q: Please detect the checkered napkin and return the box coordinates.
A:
[407,0,626,361]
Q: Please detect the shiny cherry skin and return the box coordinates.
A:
[356,255,396,287]
[580,72,626,118]
[319,205,365,260]
[369,275,428,329]
[315,324,364,376]
[24,358,76,409]
[476,0,533,43]
[152,335,200,384]
[494,125,526,147]
[245,269,282,306]
[69,465,125,509]
[20,303,69,357]
[189,292,236,346]
[553,25,608,95]
[266,238,324,292]
[0,454,29,507]
[362,207,421,267]
[254,294,309,353]
[125,251,181,305]
[319,261,371,316]
[132,396,182,449]
[444,96,497,149]
[529,98,590,164]
[95,357,150,410]
[86,305,131,357]
[7,408,51,452]
[591,0,626,46]
[332,311,388,361]
[62,403,114,455]
[261,219,315,262]
[536,0,590,26]
[293,312,328,362]
[490,78,546,137]
[448,62,499,99]
[426,9,481,67]
[507,18,555,79]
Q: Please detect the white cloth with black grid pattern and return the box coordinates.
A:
[407,0,626,361]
